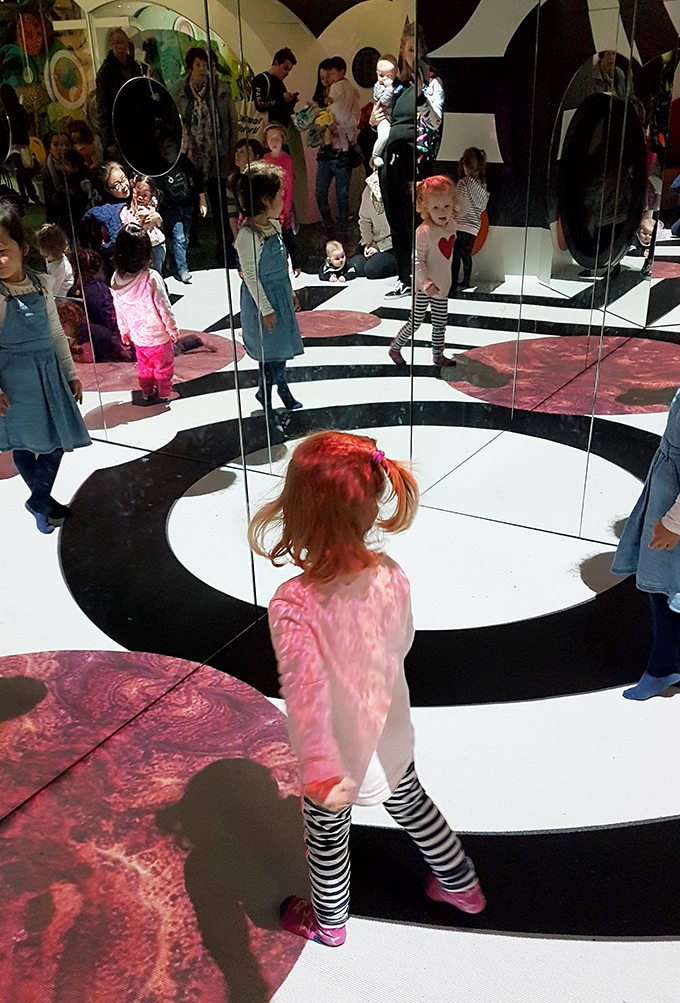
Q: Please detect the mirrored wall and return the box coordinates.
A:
[2,0,679,660]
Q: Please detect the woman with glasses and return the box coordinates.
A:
[79,162,133,281]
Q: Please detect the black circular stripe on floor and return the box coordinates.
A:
[60,400,657,705]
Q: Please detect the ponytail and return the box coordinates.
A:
[377,456,419,534]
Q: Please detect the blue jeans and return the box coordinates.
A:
[315,150,350,235]
[152,242,166,274]
[646,592,680,677]
[163,204,193,275]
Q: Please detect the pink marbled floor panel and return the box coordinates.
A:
[446,336,680,415]
[0,651,197,819]
[0,656,307,1001]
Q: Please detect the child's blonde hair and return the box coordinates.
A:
[35,223,69,258]
[415,175,462,221]
[326,240,344,256]
[248,431,419,583]
[377,53,399,74]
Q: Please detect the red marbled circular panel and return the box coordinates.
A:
[296,309,381,338]
[445,336,680,415]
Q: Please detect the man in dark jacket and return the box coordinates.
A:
[252,47,299,127]
[95,28,142,157]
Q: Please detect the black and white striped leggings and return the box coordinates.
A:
[391,291,449,356]
[302,761,477,928]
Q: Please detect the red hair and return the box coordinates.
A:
[248,431,419,583]
[415,174,462,220]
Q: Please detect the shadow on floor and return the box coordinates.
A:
[156,758,309,1003]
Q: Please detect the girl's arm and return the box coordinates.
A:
[417,74,444,132]
[234,226,275,315]
[111,293,132,345]
[463,175,489,210]
[40,276,78,383]
[414,224,433,293]
[269,596,346,786]
[149,272,179,341]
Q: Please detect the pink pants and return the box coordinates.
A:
[135,341,174,398]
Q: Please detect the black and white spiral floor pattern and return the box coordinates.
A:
[4,266,680,1002]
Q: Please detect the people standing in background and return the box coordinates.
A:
[35,224,73,297]
[252,48,299,128]
[79,161,132,281]
[156,130,206,283]
[378,20,445,298]
[41,131,92,239]
[172,46,238,267]
[111,224,178,405]
[263,122,298,273]
[316,56,360,244]
[590,50,628,102]
[227,139,264,240]
[348,169,397,279]
[95,28,142,158]
[0,84,40,206]
[451,147,488,291]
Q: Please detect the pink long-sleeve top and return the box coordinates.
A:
[110,268,179,347]
[263,150,294,230]
[414,219,457,299]
[268,554,415,807]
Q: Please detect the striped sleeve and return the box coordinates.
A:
[455,177,489,236]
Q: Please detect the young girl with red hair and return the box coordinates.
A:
[249,431,485,946]
[389,174,462,368]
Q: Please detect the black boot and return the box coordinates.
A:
[255,363,273,410]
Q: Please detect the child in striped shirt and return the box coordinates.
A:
[452,147,489,291]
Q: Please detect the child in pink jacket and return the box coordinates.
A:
[249,430,486,947]
[111,223,178,403]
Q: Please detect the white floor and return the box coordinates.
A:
[3,267,678,1003]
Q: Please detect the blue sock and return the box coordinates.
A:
[623,671,680,700]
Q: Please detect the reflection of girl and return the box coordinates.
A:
[389,175,460,367]
[613,389,680,699]
[233,164,303,411]
[227,138,264,240]
[130,175,166,275]
[249,431,485,946]
[378,21,444,298]
[67,247,132,363]
[0,201,90,534]
[452,147,488,290]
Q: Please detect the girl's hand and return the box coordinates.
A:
[329,274,339,283]
[304,776,357,812]
[424,280,440,296]
[0,391,9,416]
[69,379,83,404]
[170,332,178,343]
[364,245,378,258]
[199,195,208,218]
[293,293,301,312]
[263,312,277,332]
[120,332,131,345]
[649,519,680,551]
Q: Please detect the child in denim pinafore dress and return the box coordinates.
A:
[0,202,90,534]
[233,163,304,411]
[612,388,680,698]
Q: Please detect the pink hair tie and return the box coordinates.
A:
[372,449,385,465]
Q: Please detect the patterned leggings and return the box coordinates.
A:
[390,292,449,357]
[302,761,477,928]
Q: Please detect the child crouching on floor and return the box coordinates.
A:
[318,240,357,283]
[111,224,178,404]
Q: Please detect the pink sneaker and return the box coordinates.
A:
[426,874,486,914]
[279,896,347,946]
[389,347,406,366]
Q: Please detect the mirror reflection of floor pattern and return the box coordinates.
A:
[2,268,679,1002]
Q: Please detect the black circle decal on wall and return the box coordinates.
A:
[113,77,181,177]
[352,47,381,89]
[558,93,646,270]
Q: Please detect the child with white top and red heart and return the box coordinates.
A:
[389,174,461,369]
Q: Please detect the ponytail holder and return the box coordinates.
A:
[372,449,385,465]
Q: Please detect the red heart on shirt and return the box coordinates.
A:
[438,235,455,259]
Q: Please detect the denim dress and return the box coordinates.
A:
[0,272,91,455]
[239,226,304,364]
[612,389,680,609]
